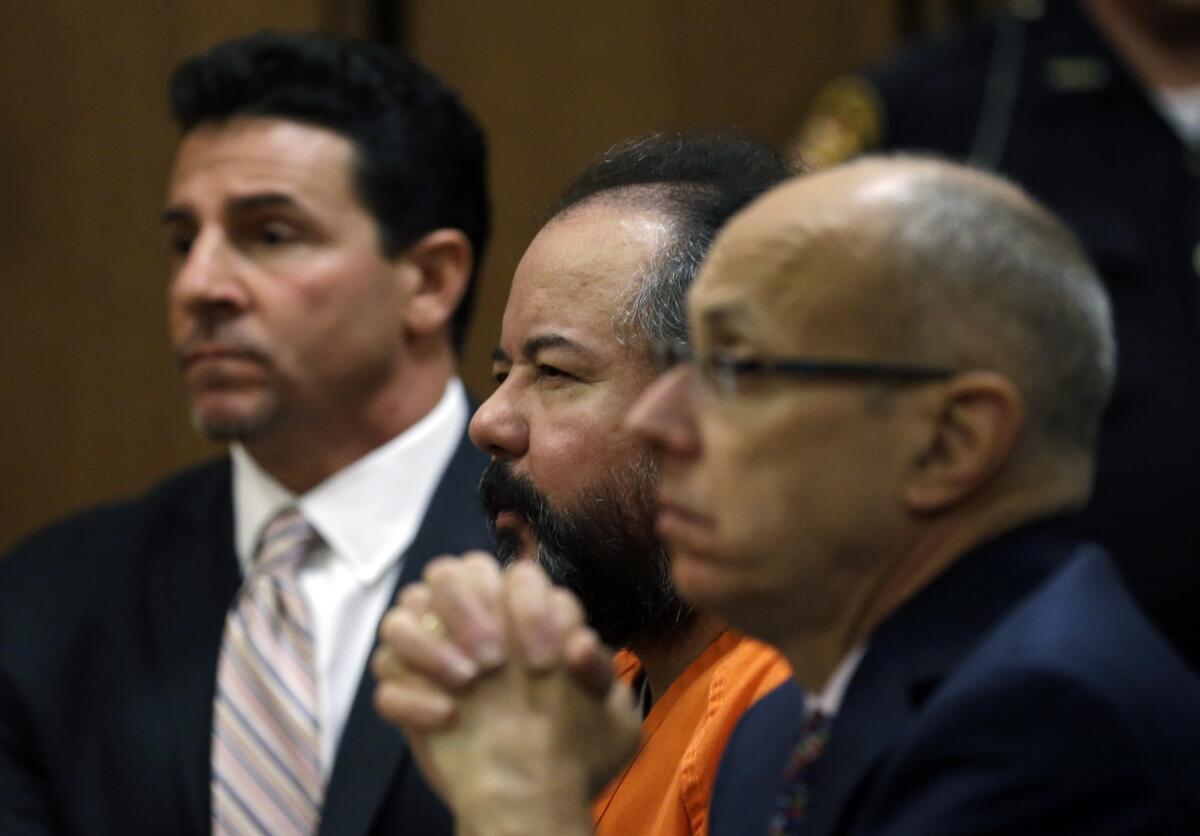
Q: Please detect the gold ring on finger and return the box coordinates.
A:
[418,611,448,639]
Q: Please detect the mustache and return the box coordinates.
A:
[478,460,551,533]
[476,457,692,650]
[172,329,272,370]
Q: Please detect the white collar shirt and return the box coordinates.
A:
[805,645,867,723]
[231,378,469,775]
[1153,83,1200,146]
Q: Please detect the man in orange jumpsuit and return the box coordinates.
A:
[373,132,794,836]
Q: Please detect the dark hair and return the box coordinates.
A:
[549,131,793,346]
[169,31,490,351]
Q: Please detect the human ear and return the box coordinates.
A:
[396,228,473,339]
[902,371,1024,513]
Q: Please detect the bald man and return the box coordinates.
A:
[373,157,1200,836]
[643,157,1200,835]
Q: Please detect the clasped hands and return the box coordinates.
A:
[371,553,642,836]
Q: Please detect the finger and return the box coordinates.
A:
[562,626,616,699]
[377,606,479,688]
[370,644,405,683]
[605,678,640,727]
[397,580,433,609]
[505,560,561,670]
[389,581,479,680]
[373,675,457,730]
[591,679,643,795]
[459,551,507,661]
[370,645,458,729]
[425,554,507,668]
[606,680,643,749]
[522,586,585,675]
[549,586,586,635]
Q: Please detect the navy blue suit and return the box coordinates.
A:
[711,522,1200,835]
[0,433,491,836]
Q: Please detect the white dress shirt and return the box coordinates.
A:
[230,378,469,775]
[1153,83,1200,146]
[805,645,867,721]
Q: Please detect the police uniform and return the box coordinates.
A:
[795,0,1200,668]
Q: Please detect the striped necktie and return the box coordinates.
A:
[212,507,324,835]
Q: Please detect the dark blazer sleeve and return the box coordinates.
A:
[709,679,806,836]
[0,459,238,836]
[0,593,57,836]
[852,670,1179,836]
[0,513,118,836]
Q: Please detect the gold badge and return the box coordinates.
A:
[790,75,884,170]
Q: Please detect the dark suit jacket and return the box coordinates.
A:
[0,431,491,836]
[710,522,1200,835]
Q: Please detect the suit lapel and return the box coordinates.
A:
[318,432,490,836]
[803,521,1075,836]
[146,460,241,836]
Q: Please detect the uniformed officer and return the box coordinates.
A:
[793,0,1200,669]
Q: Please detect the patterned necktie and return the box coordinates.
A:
[212,507,324,835]
[767,709,833,835]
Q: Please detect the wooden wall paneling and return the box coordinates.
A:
[407,0,902,398]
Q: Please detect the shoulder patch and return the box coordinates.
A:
[790,75,884,170]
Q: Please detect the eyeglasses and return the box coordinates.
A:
[650,340,955,399]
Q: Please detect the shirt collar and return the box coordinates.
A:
[232,378,469,585]
[1152,83,1200,146]
[805,644,867,720]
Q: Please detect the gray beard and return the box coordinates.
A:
[188,395,282,443]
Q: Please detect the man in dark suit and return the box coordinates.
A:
[0,31,491,835]
[670,158,1200,834]
[366,156,1200,835]
[795,0,1200,669]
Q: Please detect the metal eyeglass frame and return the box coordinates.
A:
[649,340,955,398]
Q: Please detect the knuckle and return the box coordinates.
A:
[423,555,462,583]
[398,581,431,607]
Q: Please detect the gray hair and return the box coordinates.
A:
[613,188,719,348]
[867,156,1116,457]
